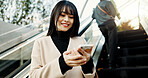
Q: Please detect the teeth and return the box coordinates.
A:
[62,24,68,27]
[63,24,68,26]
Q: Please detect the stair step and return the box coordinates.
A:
[118,29,145,37]
[118,55,148,67]
[97,29,148,78]
[118,46,148,56]
[118,33,147,42]
[118,39,148,48]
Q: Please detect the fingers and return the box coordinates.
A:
[63,45,93,67]
[66,57,87,67]
[63,51,87,67]
[71,48,82,56]
[73,49,81,56]
[67,62,86,67]
[78,48,91,62]
[63,51,72,55]
[78,48,87,56]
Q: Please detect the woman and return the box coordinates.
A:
[29,0,96,78]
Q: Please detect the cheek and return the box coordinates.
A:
[71,19,74,25]
[57,18,62,25]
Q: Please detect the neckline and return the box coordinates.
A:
[51,31,70,39]
[49,36,71,53]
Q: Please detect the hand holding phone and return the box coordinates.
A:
[77,44,93,63]
[78,44,93,54]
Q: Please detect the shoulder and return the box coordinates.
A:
[34,36,51,43]
[71,36,86,43]
[105,1,112,5]
[71,36,84,40]
[101,0,112,4]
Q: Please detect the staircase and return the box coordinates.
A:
[97,29,148,78]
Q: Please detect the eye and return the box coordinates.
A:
[60,14,65,17]
[69,15,74,18]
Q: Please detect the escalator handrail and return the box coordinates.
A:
[78,18,94,36]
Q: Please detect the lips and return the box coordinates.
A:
[61,23,69,27]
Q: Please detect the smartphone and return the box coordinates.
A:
[78,44,93,54]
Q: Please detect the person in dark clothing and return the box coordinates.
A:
[30,0,96,78]
[92,0,120,68]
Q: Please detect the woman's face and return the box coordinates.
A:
[56,8,74,32]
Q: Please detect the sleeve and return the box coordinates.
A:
[82,63,96,78]
[81,58,93,74]
[59,55,72,74]
[29,40,65,78]
[106,1,117,17]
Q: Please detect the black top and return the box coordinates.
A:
[51,31,93,74]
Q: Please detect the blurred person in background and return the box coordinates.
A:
[92,0,120,68]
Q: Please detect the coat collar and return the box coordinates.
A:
[49,36,72,55]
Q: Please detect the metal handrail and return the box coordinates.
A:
[0,16,49,37]
[0,26,26,37]
[0,31,47,59]
[92,35,105,67]
[78,18,94,36]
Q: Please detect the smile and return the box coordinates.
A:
[61,23,69,27]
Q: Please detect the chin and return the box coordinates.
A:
[58,29,68,32]
[62,30,68,32]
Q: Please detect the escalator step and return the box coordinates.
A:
[118,55,148,67]
[98,66,148,78]
[118,29,145,37]
[118,33,147,42]
[118,39,148,48]
[118,46,148,56]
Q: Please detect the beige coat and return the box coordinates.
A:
[29,36,96,78]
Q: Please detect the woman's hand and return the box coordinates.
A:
[63,50,87,67]
[77,46,93,63]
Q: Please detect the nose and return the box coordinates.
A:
[64,15,68,21]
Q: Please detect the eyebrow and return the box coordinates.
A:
[61,11,73,15]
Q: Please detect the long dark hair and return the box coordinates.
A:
[47,0,80,37]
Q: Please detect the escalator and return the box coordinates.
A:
[0,22,42,78]
[2,0,148,78]
[97,28,148,78]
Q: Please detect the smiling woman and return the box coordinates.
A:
[29,0,96,78]
[56,11,74,31]
[47,0,80,37]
